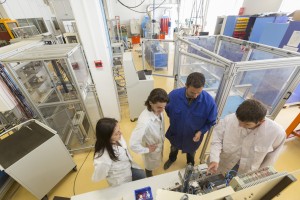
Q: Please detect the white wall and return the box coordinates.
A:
[205,0,243,35]
[48,0,74,33]
[242,0,283,15]
[50,0,74,20]
[0,5,9,18]
[107,0,176,23]
[279,0,300,13]
[0,0,54,20]
[69,0,121,120]
[0,0,56,34]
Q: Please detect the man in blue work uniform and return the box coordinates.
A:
[164,72,217,170]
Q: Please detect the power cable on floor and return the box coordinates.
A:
[73,149,92,195]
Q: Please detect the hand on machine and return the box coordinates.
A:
[207,161,219,174]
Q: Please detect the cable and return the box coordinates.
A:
[73,149,92,195]
[117,0,146,8]
[226,170,237,176]
[117,0,166,14]
[180,194,189,200]
[0,64,35,118]
[225,169,237,186]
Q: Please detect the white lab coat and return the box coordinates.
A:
[92,136,140,186]
[210,113,286,175]
[130,109,165,170]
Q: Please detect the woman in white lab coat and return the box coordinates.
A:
[130,88,169,177]
[92,118,146,186]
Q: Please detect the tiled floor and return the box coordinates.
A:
[9,45,300,200]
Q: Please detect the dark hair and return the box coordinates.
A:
[236,99,267,123]
[94,118,119,161]
[145,88,169,111]
[186,72,205,88]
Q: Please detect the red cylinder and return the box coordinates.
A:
[160,17,170,35]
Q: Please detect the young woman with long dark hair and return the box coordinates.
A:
[92,118,145,186]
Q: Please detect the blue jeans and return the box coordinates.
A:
[131,167,146,181]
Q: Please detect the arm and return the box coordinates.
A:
[208,119,226,173]
[92,155,112,182]
[165,90,176,118]
[165,93,172,117]
[130,122,151,154]
[165,102,170,117]
[200,102,218,134]
[207,162,219,174]
[260,131,286,168]
[193,131,201,142]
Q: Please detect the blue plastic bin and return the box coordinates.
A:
[134,186,153,200]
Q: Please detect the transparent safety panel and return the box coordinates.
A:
[218,40,244,62]
[39,102,95,150]
[143,40,174,76]
[84,90,101,129]
[13,61,59,104]
[44,59,79,102]
[68,48,90,87]
[180,41,212,61]
[249,49,284,61]
[40,104,74,140]
[188,36,216,59]
[178,53,225,98]
[221,66,297,118]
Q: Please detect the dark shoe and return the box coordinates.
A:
[145,169,153,177]
[164,160,174,170]
[187,162,194,166]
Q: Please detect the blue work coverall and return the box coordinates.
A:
[165,87,217,154]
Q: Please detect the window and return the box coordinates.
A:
[7,22,18,30]
[17,18,48,33]
[0,24,7,32]
[51,17,60,30]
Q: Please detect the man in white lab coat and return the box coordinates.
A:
[207,99,286,175]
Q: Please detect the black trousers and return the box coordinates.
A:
[168,145,196,165]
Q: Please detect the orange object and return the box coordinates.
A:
[0,18,19,45]
[158,34,165,39]
[160,17,170,35]
[132,35,140,44]
[286,113,300,138]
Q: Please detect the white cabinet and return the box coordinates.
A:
[0,120,76,199]
[123,52,154,121]
[214,16,227,35]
